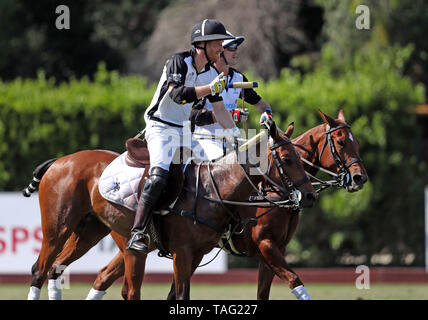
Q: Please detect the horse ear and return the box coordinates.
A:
[338,109,346,122]
[318,109,337,127]
[284,122,294,138]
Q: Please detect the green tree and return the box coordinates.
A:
[0,0,173,81]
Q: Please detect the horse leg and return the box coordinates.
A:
[166,279,176,300]
[257,261,276,300]
[257,239,310,300]
[173,251,191,300]
[122,250,147,300]
[89,231,140,300]
[87,251,125,300]
[172,249,203,300]
[167,252,203,300]
[42,214,111,300]
[28,212,83,300]
[121,275,129,300]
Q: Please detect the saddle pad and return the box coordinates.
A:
[98,151,145,212]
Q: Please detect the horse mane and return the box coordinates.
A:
[291,123,324,152]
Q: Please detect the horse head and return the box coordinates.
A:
[264,120,317,208]
[318,109,368,192]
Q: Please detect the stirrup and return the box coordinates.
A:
[126,230,151,253]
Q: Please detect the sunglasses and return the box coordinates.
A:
[225,43,238,51]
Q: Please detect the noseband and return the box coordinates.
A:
[317,124,362,187]
[269,137,310,192]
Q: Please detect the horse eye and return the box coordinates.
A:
[337,140,345,147]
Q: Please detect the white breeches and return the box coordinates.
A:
[193,138,225,161]
[192,124,231,161]
[145,120,193,171]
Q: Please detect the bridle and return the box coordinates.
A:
[244,136,310,208]
[171,132,311,265]
[179,133,311,230]
[298,124,363,192]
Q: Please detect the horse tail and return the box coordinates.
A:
[22,158,57,197]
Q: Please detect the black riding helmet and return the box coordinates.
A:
[191,19,234,63]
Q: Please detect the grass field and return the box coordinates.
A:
[2,282,428,300]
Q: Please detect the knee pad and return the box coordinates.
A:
[140,167,169,205]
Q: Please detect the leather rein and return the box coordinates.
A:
[177,134,309,237]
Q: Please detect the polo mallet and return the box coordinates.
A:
[241,85,248,134]
[228,82,258,89]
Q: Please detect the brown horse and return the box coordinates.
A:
[84,109,367,300]
[25,120,316,300]
[215,109,368,300]
[43,109,366,300]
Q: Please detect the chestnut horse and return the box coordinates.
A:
[25,121,316,300]
[84,109,367,300]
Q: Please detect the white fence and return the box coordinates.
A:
[0,192,227,274]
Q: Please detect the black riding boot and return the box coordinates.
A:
[126,167,169,253]
[126,200,154,253]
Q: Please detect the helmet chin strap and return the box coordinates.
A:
[221,52,229,67]
[195,42,212,65]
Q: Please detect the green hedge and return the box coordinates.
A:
[1,45,426,266]
[0,63,155,190]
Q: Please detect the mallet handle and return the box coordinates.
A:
[228,82,258,89]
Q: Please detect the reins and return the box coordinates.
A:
[195,134,304,212]
[178,133,305,243]
[188,134,304,269]
[144,123,364,266]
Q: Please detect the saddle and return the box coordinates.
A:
[125,138,185,211]
[125,138,150,167]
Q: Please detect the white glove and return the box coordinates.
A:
[259,108,273,127]
[209,72,227,96]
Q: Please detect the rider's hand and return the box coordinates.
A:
[240,111,249,122]
[231,109,249,123]
[259,108,273,127]
[209,72,226,96]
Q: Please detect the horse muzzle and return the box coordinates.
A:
[346,172,368,192]
[300,190,318,208]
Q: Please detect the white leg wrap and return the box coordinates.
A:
[86,288,107,300]
[48,279,62,300]
[27,286,41,300]
[291,285,311,300]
